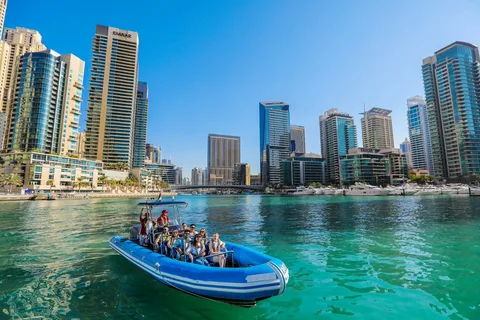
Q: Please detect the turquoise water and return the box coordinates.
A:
[1,195,480,319]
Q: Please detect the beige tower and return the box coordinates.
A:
[85,25,139,168]
[0,0,7,37]
[361,107,394,149]
[59,54,85,155]
[207,134,240,185]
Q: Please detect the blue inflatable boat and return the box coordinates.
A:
[109,199,289,307]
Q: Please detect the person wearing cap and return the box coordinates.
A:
[157,209,170,226]
[155,226,171,255]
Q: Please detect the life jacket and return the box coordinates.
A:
[211,240,224,252]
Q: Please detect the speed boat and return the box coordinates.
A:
[109,198,289,307]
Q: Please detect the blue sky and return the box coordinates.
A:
[6,0,480,175]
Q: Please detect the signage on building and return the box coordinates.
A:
[113,31,132,38]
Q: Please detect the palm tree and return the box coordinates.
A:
[98,175,107,192]
[0,174,7,193]
[7,174,23,193]
[47,179,54,193]
[74,176,88,192]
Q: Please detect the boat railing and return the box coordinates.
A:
[202,250,235,268]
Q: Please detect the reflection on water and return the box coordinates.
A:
[0,195,480,319]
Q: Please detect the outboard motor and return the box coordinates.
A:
[130,226,140,241]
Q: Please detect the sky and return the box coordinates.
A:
[6,0,480,175]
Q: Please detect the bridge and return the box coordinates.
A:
[172,185,265,191]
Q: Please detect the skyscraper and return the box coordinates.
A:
[422,41,480,179]
[233,163,251,185]
[320,108,357,184]
[175,167,183,185]
[1,27,46,149]
[361,107,394,149]
[407,96,433,174]
[85,25,139,168]
[290,125,306,154]
[400,138,413,170]
[9,50,84,154]
[0,0,7,37]
[259,101,290,186]
[76,132,86,156]
[191,167,203,185]
[207,134,240,185]
[132,81,148,168]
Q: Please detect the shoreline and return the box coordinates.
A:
[0,192,178,202]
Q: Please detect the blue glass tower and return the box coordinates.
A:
[132,81,148,168]
[422,42,480,179]
[320,109,357,184]
[11,51,66,153]
[407,96,434,174]
[259,101,290,186]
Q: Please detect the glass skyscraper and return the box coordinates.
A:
[407,96,433,174]
[132,81,148,168]
[10,50,84,154]
[290,125,306,154]
[85,25,139,168]
[259,101,290,186]
[422,42,480,179]
[320,108,357,184]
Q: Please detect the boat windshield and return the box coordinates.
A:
[138,198,188,227]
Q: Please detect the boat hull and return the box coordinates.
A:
[109,236,289,307]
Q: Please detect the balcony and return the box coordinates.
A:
[73,82,83,89]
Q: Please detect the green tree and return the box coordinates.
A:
[98,175,107,191]
[47,179,54,193]
[7,174,23,193]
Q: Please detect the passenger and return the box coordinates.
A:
[209,233,226,267]
[199,228,208,246]
[139,208,149,246]
[186,234,209,266]
[168,230,184,259]
[157,209,170,226]
[190,224,198,235]
[155,226,170,255]
[181,223,188,231]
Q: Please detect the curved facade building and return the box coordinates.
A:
[422,42,480,179]
[10,50,84,154]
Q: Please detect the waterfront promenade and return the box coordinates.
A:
[0,191,178,201]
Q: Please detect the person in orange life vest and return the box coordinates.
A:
[157,209,170,226]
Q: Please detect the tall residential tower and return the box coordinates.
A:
[361,107,394,149]
[85,25,139,168]
[0,1,7,37]
[422,42,480,179]
[132,81,148,168]
[207,134,240,185]
[9,50,84,154]
[1,27,46,149]
[320,108,357,184]
[407,96,433,174]
[259,101,290,186]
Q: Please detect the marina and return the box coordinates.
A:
[1,195,480,319]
